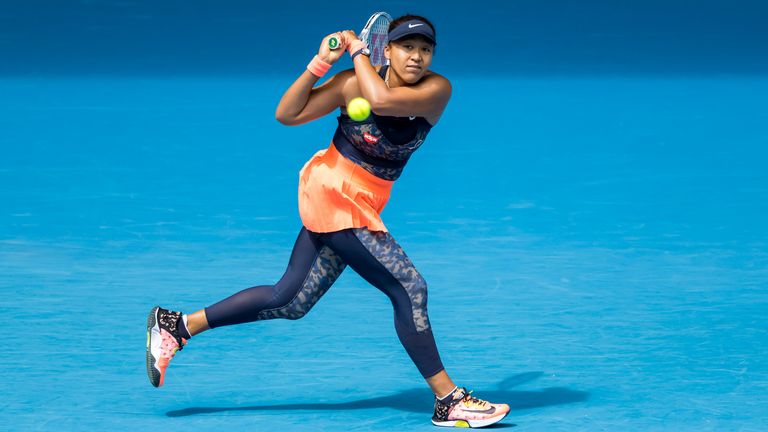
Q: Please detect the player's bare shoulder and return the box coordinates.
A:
[336,68,362,99]
[335,68,360,85]
[420,71,452,94]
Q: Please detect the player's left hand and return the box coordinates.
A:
[319,32,348,64]
[340,30,360,50]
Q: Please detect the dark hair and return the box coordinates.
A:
[388,14,437,44]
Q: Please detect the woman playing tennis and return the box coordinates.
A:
[146,14,510,428]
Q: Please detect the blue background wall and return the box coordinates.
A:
[2,0,767,76]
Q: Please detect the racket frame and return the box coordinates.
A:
[327,11,393,66]
[358,11,392,66]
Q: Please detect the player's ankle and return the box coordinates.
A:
[178,314,192,339]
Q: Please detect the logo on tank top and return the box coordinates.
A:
[363,132,379,144]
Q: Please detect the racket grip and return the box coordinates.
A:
[328,36,341,50]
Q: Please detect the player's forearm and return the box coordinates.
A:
[275,70,320,125]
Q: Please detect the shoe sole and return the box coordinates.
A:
[432,411,508,428]
[146,306,161,387]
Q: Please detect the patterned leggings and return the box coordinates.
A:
[204,226,444,378]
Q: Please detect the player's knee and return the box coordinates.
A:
[412,273,428,304]
[283,306,308,320]
[256,285,312,321]
[281,296,317,320]
[410,274,432,332]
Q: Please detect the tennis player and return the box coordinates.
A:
[146,14,510,428]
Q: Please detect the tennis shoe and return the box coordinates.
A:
[432,387,509,428]
[146,306,187,387]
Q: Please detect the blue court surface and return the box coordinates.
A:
[2,2,767,431]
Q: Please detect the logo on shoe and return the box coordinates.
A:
[363,132,379,144]
[461,406,496,414]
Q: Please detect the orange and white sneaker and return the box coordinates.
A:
[432,387,510,428]
[146,306,187,387]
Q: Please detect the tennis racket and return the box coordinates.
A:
[328,11,393,66]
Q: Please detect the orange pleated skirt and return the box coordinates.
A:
[298,142,394,233]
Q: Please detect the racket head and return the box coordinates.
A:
[359,12,392,66]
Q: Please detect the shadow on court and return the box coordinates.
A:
[166,372,588,419]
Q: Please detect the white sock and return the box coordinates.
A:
[438,386,459,401]
[180,314,192,338]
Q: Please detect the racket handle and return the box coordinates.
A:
[328,36,341,50]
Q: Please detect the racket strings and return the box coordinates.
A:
[365,17,390,66]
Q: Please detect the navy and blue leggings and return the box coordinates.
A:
[204,226,444,379]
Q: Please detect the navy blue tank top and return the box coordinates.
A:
[332,66,433,181]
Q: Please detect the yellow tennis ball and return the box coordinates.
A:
[347,97,371,121]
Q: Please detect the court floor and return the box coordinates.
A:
[1,77,766,431]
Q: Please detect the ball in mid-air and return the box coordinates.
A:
[347,97,371,121]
